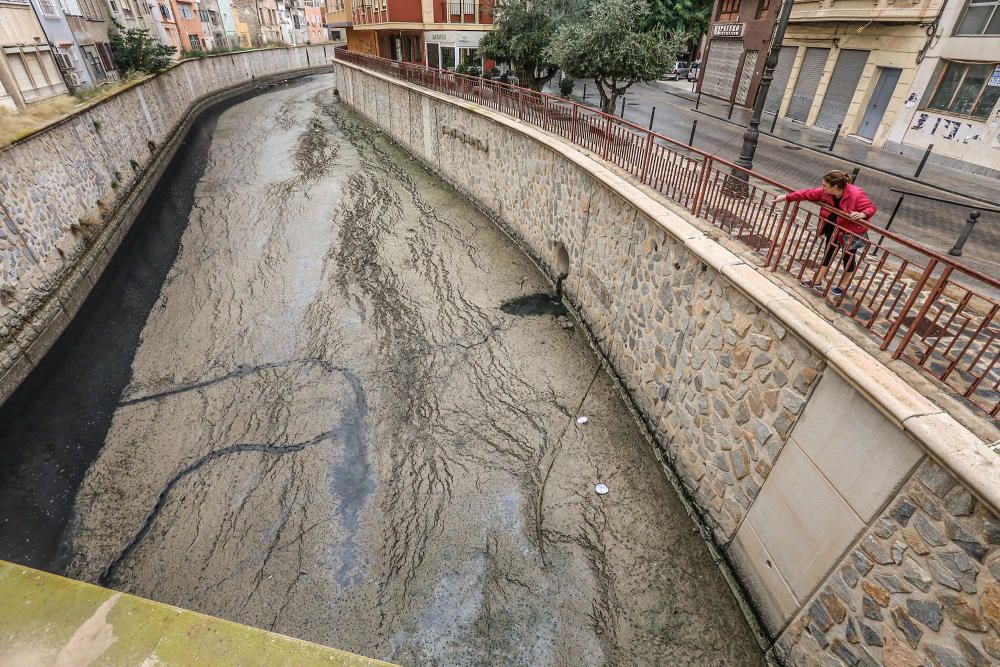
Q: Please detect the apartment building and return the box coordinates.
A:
[699,0,781,107]
[27,0,98,91]
[885,0,1000,174]
[304,0,322,42]
[349,0,492,68]
[326,0,368,50]
[0,0,68,109]
[229,0,279,46]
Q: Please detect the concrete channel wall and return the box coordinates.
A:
[0,44,336,404]
[335,60,1000,664]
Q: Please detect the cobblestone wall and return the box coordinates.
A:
[778,458,1000,666]
[337,65,825,545]
[0,45,334,397]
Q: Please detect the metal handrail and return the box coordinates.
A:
[334,47,1000,420]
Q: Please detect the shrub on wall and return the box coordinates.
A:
[109,21,177,75]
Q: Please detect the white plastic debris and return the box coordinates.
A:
[595,483,609,495]
[576,416,589,425]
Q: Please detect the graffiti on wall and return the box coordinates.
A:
[909,111,988,147]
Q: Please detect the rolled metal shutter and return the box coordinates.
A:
[702,39,743,99]
[763,46,797,115]
[815,50,869,131]
[735,50,759,105]
[786,47,830,122]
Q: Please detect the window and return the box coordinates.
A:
[160,3,171,19]
[39,0,59,15]
[926,60,1000,118]
[755,0,769,19]
[956,0,1000,35]
[189,34,201,50]
[180,3,192,18]
[199,9,208,20]
[717,0,740,21]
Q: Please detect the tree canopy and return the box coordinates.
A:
[479,0,581,90]
[109,21,176,75]
[545,0,684,113]
[641,0,713,40]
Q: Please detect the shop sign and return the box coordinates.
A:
[712,23,744,38]
[989,64,1000,87]
[425,31,486,47]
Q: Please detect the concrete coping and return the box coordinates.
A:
[336,59,1000,513]
[0,560,395,665]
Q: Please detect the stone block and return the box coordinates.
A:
[727,519,800,636]
[790,371,923,522]
[746,439,865,602]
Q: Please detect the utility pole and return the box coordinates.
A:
[730,0,795,187]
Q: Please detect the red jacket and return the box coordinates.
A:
[785,183,876,235]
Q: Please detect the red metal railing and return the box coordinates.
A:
[335,47,1000,420]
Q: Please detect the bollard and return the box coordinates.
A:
[873,194,904,256]
[620,95,626,117]
[915,144,934,178]
[695,90,702,110]
[770,111,778,133]
[648,106,656,130]
[828,123,842,152]
[949,210,981,257]
[850,166,861,184]
[728,101,735,119]
[689,119,698,146]
[582,83,587,101]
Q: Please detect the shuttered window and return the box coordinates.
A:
[702,39,743,100]
[735,50,758,105]
[815,50,869,131]
[763,46,797,115]
[786,47,829,122]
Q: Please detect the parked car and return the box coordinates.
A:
[687,61,702,82]
[663,61,689,81]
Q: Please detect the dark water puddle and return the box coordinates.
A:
[500,292,568,317]
[0,78,309,574]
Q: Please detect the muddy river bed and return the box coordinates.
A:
[0,74,763,665]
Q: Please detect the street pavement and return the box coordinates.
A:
[545,78,1000,283]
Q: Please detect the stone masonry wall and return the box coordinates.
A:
[778,458,1000,666]
[0,45,335,397]
[337,64,825,546]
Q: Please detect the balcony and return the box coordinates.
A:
[790,0,942,23]
[352,0,388,24]
[435,0,492,24]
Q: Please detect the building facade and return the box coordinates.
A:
[885,0,1000,174]
[349,0,492,68]
[27,0,97,91]
[0,0,68,109]
[698,0,781,108]
[764,0,943,146]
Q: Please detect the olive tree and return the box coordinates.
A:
[546,0,684,114]
[479,0,573,91]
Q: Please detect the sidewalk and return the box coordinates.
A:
[657,80,1000,210]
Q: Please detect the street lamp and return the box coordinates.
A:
[730,0,796,186]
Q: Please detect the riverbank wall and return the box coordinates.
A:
[0,45,335,404]
[334,59,1000,665]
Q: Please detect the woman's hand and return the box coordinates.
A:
[775,194,787,203]
[848,211,866,221]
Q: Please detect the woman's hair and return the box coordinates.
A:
[823,169,853,189]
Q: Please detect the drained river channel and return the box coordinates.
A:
[0,74,763,664]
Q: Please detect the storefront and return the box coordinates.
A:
[700,0,781,107]
[423,29,487,70]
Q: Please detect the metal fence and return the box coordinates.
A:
[335,48,1000,421]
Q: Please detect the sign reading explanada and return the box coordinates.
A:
[712,23,744,38]
[989,64,1000,87]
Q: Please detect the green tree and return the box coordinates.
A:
[641,0,712,39]
[479,0,573,91]
[546,0,684,113]
[109,21,176,75]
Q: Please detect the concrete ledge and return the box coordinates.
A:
[0,560,392,665]
[332,59,1000,518]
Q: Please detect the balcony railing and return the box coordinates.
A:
[334,47,1000,421]
[438,0,492,23]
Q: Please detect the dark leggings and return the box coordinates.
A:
[819,222,859,273]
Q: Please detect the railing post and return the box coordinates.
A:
[879,258,938,352]
[766,201,797,269]
[518,88,524,119]
[891,264,954,359]
[640,133,654,183]
[571,104,578,144]
[601,115,612,160]
[691,155,714,216]
[542,96,549,130]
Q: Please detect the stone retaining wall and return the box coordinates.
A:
[0,45,335,402]
[336,60,1000,664]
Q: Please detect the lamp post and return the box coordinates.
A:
[729,0,796,190]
